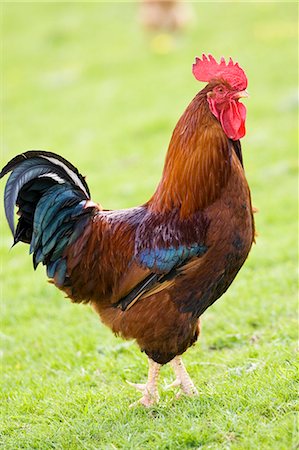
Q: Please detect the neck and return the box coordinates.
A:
[148,89,232,217]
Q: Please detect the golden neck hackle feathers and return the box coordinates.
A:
[149,90,232,218]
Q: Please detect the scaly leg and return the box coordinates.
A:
[167,356,198,397]
[127,357,161,407]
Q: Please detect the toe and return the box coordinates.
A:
[129,394,159,408]
[165,378,181,390]
[126,380,147,393]
[181,384,199,396]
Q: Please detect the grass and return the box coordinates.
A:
[1,2,298,449]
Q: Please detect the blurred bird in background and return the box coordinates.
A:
[139,0,192,53]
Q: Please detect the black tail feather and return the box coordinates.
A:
[0,150,91,239]
[1,150,96,287]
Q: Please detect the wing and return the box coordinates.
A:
[137,243,207,273]
[135,208,209,273]
[65,207,209,309]
[115,209,209,310]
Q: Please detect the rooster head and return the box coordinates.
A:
[192,54,248,141]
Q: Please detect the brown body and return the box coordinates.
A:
[0,55,255,406]
[62,89,255,364]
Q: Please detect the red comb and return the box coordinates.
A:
[192,54,247,90]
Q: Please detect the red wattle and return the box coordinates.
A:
[208,98,246,141]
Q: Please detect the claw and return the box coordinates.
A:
[129,393,158,408]
[168,356,199,397]
[181,383,199,396]
[126,356,198,406]
[165,378,181,390]
[127,358,161,407]
[126,380,147,393]
[165,377,198,396]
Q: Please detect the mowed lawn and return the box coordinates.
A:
[1,3,298,449]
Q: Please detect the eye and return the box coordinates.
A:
[217,86,224,94]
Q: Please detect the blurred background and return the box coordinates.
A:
[1,2,298,448]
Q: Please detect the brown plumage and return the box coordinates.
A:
[1,54,254,406]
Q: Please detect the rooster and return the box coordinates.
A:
[1,54,254,407]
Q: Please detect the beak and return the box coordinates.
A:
[235,90,249,99]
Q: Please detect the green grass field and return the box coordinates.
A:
[1,2,298,449]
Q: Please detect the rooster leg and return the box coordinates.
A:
[167,356,198,397]
[126,358,161,407]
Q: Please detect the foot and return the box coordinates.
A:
[126,380,160,407]
[127,358,161,407]
[166,356,198,397]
